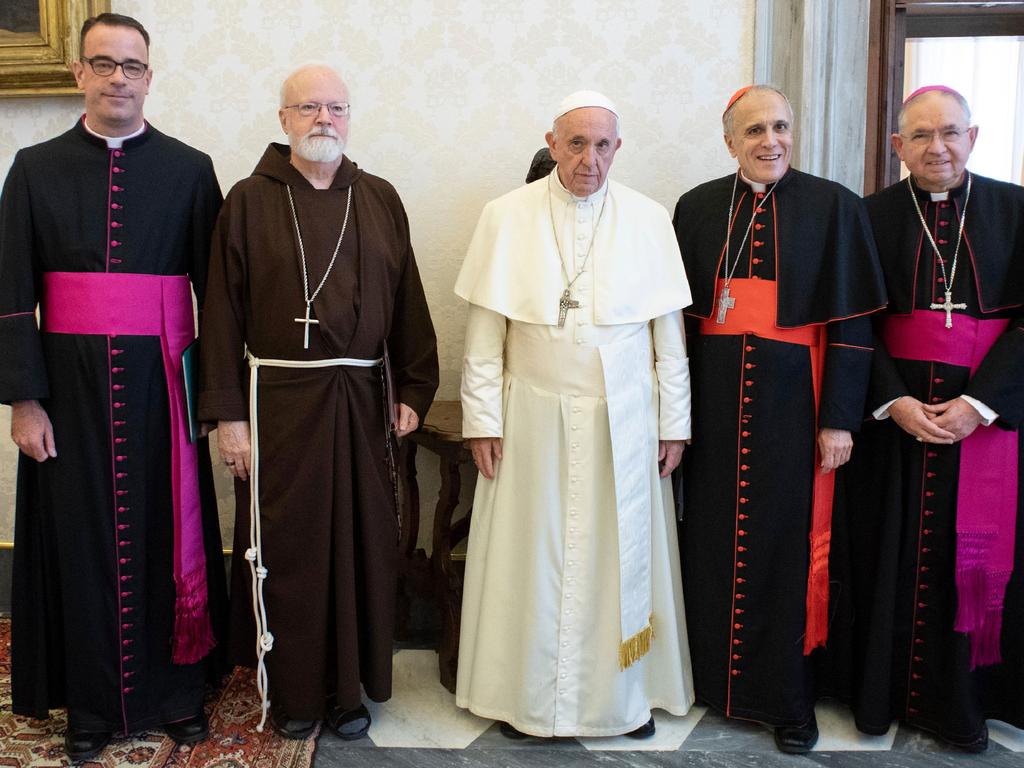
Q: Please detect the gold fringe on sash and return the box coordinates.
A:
[618,614,655,670]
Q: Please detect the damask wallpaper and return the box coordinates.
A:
[0,0,755,543]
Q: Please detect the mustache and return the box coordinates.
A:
[305,126,338,138]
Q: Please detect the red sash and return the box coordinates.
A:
[41,271,215,664]
[701,278,832,654]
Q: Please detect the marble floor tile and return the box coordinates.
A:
[467,721,589,750]
[813,700,898,751]
[677,709,778,751]
[578,705,708,751]
[988,719,1024,752]
[364,649,491,748]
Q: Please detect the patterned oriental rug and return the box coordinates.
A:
[0,619,319,767]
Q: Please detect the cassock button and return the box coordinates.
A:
[111,221,122,229]
[739,497,748,504]
[111,240,121,247]
[111,203,122,210]
[756,207,765,214]
[734,623,743,630]
[934,377,944,384]
[939,220,948,227]
[938,239,948,245]
[112,185,123,192]
[926,454,937,461]
[733,639,742,645]
[745,379,753,386]
[738,514,748,520]
[924,510,934,517]
[736,577,745,584]
[742,431,750,437]
[936,277,944,283]
[737,545,747,552]
[736,593,746,599]
[731,669,742,676]
[733,653,742,660]
[922,547,931,553]
[113,150,123,157]
[737,529,747,536]
[740,464,749,471]
[740,481,749,487]
[926,471,936,478]
[741,447,750,454]
[755,223,764,230]
[920,584,929,590]
[920,566,929,573]
[753,241,764,248]
[743,397,752,404]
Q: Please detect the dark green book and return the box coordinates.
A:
[181,339,201,443]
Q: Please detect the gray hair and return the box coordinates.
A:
[897,89,971,133]
[721,85,794,136]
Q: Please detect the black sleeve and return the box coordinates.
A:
[0,153,48,404]
[965,319,1024,430]
[866,314,912,414]
[819,313,876,432]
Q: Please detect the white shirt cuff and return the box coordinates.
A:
[961,395,998,426]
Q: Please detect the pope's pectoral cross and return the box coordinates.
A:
[294,304,320,349]
[558,289,580,328]
[715,285,736,324]
[930,290,966,329]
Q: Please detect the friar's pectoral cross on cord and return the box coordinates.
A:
[715,284,736,324]
[294,304,320,349]
[558,289,580,328]
[930,290,967,329]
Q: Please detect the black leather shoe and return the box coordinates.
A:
[945,723,989,753]
[270,709,317,740]
[499,721,529,739]
[65,726,111,762]
[627,716,656,739]
[326,703,371,740]
[774,715,818,753]
[164,712,209,744]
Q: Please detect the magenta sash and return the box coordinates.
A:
[41,271,215,664]
[883,309,1016,668]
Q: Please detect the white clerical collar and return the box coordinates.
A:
[739,170,767,194]
[930,190,949,202]
[549,168,609,204]
[84,118,146,149]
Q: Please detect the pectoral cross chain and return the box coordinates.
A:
[930,290,966,329]
[294,304,320,349]
[558,289,580,328]
[715,284,736,324]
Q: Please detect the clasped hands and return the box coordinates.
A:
[888,395,982,444]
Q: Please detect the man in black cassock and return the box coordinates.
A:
[198,63,438,741]
[672,85,886,752]
[0,13,226,761]
[845,85,1024,752]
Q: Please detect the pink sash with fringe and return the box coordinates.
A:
[883,309,1016,668]
[41,271,215,664]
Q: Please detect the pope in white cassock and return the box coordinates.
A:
[454,91,695,738]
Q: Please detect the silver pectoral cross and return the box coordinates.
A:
[294,303,320,349]
[929,290,967,329]
[715,284,736,324]
[558,289,580,328]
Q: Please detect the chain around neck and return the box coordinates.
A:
[286,185,354,310]
[906,172,971,297]
[547,172,609,296]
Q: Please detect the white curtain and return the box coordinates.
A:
[904,36,1024,184]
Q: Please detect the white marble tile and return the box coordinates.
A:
[365,649,491,749]
[578,706,708,752]
[989,719,1024,752]
[813,700,897,751]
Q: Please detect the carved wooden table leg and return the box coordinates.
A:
[432,451,464,693]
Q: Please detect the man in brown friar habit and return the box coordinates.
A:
[0,13,227,761]
[843,84,1024,752]
[672,84,887,752]
[198,63,438,740]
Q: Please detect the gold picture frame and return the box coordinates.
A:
[0,0,109,97]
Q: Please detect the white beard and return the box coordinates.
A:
[292,129,345,163]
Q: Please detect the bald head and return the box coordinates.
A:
[280,63,349,108]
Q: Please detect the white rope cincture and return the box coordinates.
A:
[244,350,383,732]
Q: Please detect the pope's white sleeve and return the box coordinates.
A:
[461,303,507,438]
[653,310,691,441]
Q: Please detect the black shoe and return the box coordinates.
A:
[164,712,209,744]
[627,716,656,739]
[774,715,818,753]
[64,726,111,762]
[326,703,371,740]
[944,723,989,753]
[499,721,529,739]
[270,709,317,740]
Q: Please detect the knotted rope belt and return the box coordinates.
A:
[243,350,388,731]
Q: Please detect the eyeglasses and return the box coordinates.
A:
[80,56,149,79]
[902,128,969,146]
[283,102,351,118]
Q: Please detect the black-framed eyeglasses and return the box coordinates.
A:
[80,56,149,79]
[283,102,351,118]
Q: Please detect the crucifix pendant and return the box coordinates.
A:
[294,303,320,349]
[558,289,580,328]
[929,290,966,329]
[715,285,736,324]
